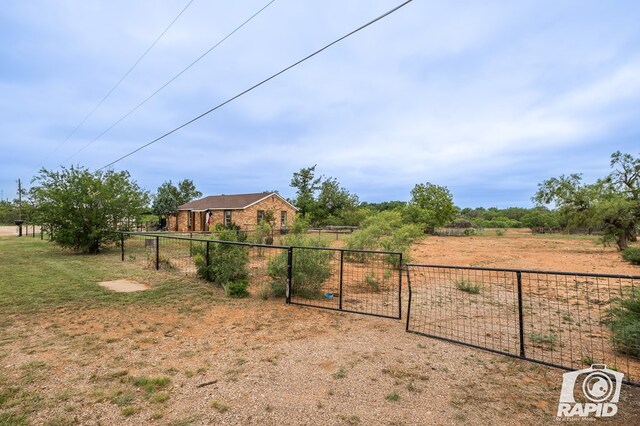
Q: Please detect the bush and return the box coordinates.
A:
[268,234,332,299]
[621,247,640,265]
[606,287,640,358]
[455,279,482,294]
[193,229,249,286]
[346,212,421,265]
[224,281,249,298]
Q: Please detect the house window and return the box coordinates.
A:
[224,210,232,227]
[280,211,287,227]
[257,210,264,223]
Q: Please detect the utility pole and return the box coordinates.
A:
[15,178,24,237]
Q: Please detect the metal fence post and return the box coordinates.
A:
[286,247,293,304]
[398,253,403,319]
[121,233,125,261]
[155,236,160,270]
[339,250,344,310]
[516,271,525,358]
[205,241,211,281]
[405,266,412,332]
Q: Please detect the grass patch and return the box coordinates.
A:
[528,332,558,349]
[385,391,400,402]
[150,392,170,404]
[621,247,640,265]
[210,400,230,413]
[44,414,79,426]
[332,368,347,379]
[109,389,135,407]
[121,405,139,417]
[131,376,171,394]
[0,413,28,425]
[0,237,221,315]
[454,280,482,294]
[606,287,640,358]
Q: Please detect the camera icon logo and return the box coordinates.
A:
[557,364,623,418]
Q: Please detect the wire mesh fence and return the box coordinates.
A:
[406,264,640,386]
[287,248,402,319]
[111,231,402,318]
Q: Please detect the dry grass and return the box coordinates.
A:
[1,234,639,425]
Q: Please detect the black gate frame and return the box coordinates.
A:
[287,246,403,320]
[405,263,640,387]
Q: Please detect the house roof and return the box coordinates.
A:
[177,192,298,211]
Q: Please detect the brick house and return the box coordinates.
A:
[167,192,298,232]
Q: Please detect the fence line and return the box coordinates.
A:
[112,231,402,319]
[405,263,640,386]
[105,231,640,385]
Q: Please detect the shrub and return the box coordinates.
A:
[606,287,640,358]
[193,229,249,286]
[365,273,380,291]
[268,234,332,299]
[528,332,558,349]
[346,212,421,265]
[224,281,249,298]
[621,247,640,265]
[212,222,247,242]
[250,220,274,256]
[455,279,482,294]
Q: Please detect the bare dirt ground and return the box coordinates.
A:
[0,225,18,237]
[410,228,640,275]
[1,231,639,425]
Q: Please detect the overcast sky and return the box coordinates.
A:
[1,0,639,208]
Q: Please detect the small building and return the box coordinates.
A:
[168,192,297,232]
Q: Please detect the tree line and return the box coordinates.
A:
[4,151,638,253]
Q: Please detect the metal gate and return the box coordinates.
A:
[287,246,402,319]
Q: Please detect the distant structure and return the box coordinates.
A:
[168,192,297,232]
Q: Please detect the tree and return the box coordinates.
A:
[521,207,560,231]
[534,152,640,250]
[290,165,321,218]
[405,182,456,232]
[534,174,602,232]
[152,179,202,220]
[289,166,360,225]
[0,200,18,224]
[30,166,149,253]
[316,177,359,225]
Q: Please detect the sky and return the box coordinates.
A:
[1,0,639,208]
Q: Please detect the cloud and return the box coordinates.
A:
[1,0,639,208]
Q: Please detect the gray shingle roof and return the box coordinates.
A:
[178,192,295,211]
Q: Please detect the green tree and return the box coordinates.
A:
[152,179,202,220]
[534,152,640,250]
[30,166,149,253]
[289,166,360,225]
[0,200,18,224]
[316,177,359,225]
[405,182,456,232]
[521,207,560,231]
[290,165,321,218]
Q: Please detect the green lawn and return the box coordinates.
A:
[0,236,221,315]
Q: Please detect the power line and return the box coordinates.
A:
[40,0,196,166]
[98,0,414,171]
[62,0,278,165]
